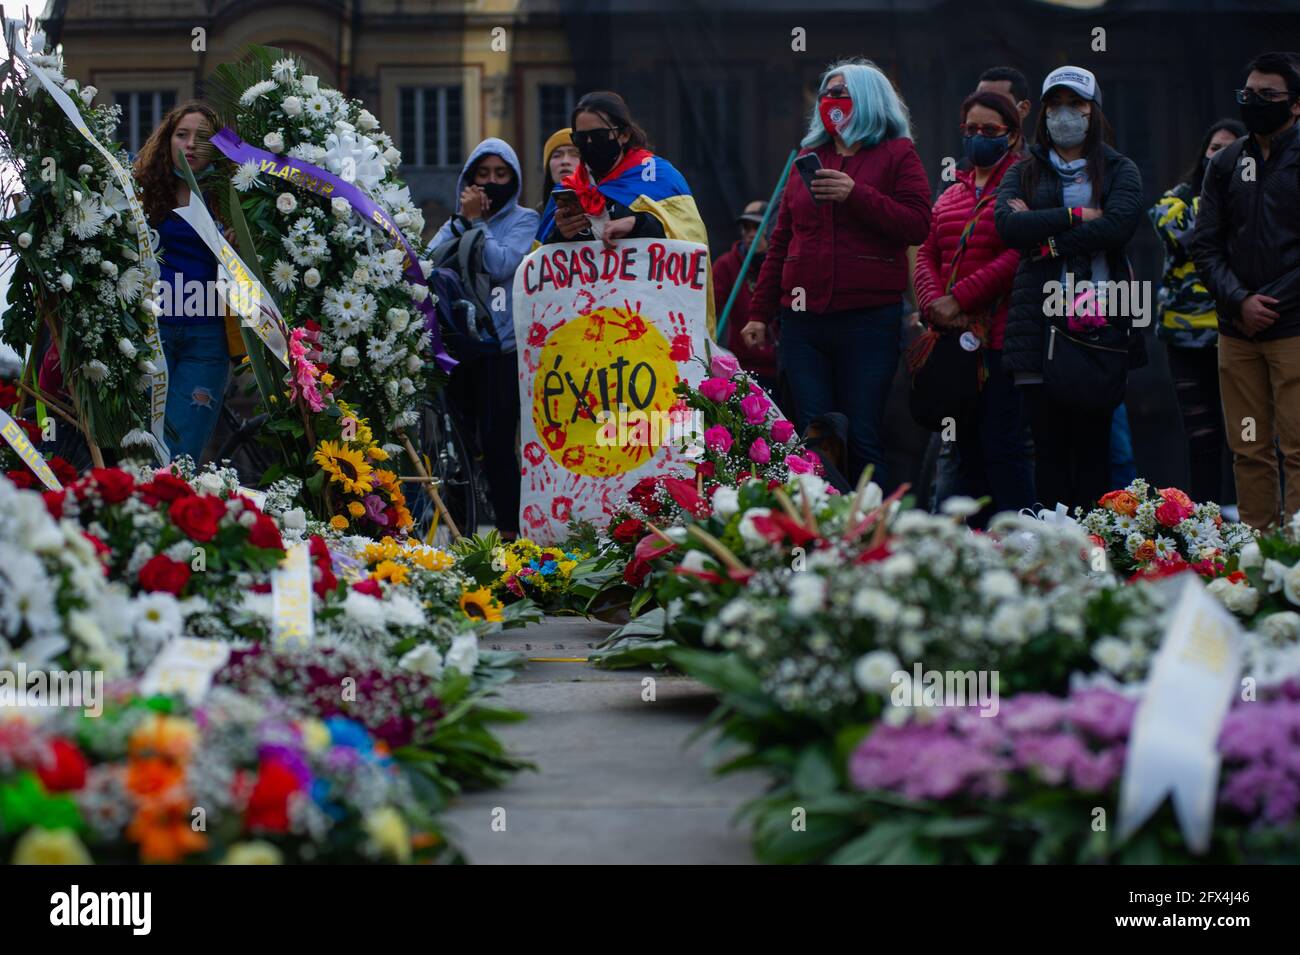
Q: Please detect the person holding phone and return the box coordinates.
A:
[534,127,580,242]
[742,58,931,485]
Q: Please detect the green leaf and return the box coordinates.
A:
[825,818,921,865]
[792,746,839,799]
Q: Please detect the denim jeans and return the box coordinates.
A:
[778,303,903,484]
[1110,402,1137,490]
[160,322,230,465]
[955,350,1036,527]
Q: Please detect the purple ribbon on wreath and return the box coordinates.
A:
[210,127,456,372]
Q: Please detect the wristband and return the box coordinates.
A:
[1070,206,1084,226]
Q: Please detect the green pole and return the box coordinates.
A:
[715,147,797,343]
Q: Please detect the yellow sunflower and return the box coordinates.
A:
[460,587,503,623]
[314,440,374,495]
[367,445,390,462]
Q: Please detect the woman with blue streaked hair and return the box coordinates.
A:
[742,58,931,486]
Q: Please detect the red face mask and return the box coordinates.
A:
[819,97,852,136]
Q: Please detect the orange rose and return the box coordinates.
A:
[1099,490,1139,516]
[1134,539,1157,562]
[1158,487,1194,510]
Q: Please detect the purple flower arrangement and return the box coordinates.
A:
[217,643,444,750]
[851,683,1300,829]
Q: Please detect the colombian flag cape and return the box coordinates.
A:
[536,148,716,335]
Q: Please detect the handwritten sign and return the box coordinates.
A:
[512,238,712,543]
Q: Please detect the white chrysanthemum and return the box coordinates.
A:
[1151,535,1177,561]
[1091,636,1133,674]
[82,359,109,382]
[232,159,261,192]
[342,590,386,630]
[854,650,902,694]
[64,193,108,239]
[787,573,825,618]
[271,58,298,85]
[133,592,184,646]
[852,589,901,624]
[239,80,279,105]
[270,259,298,293]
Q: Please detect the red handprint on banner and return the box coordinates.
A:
[667,311,692,361]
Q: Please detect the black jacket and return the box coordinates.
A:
[1191,123,1300,340]
[994,142,1145,375]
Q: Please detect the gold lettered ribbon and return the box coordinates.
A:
[0,407,61,491]
[271,541,315,648]
[172,190,289,367]
[5,19,169,460]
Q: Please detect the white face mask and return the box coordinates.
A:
[1046,105,1089,149]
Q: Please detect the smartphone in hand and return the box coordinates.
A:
[553,188,582,214]
[794,153,824,203]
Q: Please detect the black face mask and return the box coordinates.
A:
[481,179,516,213]
[577,132,623,180]
[1239,97,1295,136]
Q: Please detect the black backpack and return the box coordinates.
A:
[426,219,503,357]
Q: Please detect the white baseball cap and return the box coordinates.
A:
[1042,65,1102,106]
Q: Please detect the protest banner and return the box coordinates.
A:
[512,238,713,543]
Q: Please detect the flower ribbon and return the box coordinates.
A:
[208,127,456,372]
[5,20,169,460]
[0,407,61,491]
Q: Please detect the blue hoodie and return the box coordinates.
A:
[427,138,539,352]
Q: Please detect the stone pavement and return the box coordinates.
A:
[440,617,766,864]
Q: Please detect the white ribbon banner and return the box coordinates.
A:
[5,20,169,460]
[172,191,290,368]
[0,407,61,491]
[271,541,315,648]
[1116,575,1243,853]
[138,636,231,706]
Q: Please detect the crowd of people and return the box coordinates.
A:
[103,49,1300,537]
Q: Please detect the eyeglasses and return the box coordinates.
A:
[960,122,1011,138]
[571,127,621,148]
[1235,87,1295,104]
[821,84,850,99]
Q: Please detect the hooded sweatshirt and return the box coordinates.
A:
[428,137,539,352]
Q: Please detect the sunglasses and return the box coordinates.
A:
[571,127,621,148]
[1234,87,1295,104]
[959,122,1011,138]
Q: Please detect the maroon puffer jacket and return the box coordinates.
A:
[748,137,931,324]
[913,150,1021,350]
